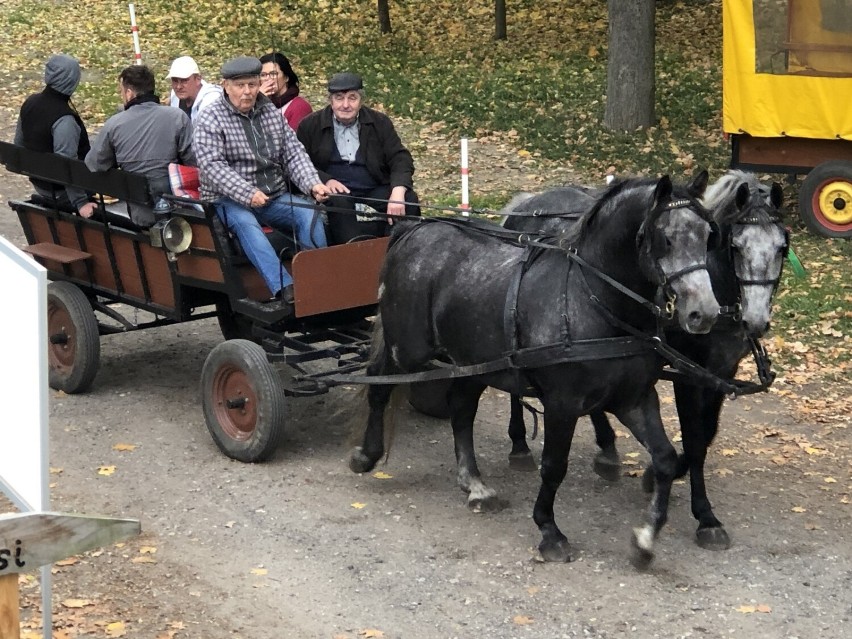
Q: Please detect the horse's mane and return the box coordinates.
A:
[560,177,688,248]
[703,170,778,225]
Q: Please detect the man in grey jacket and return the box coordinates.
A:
[15,54,97,217]
[85,64,195,206]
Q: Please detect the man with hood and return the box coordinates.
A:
[15,53,97,218]
[86,64,195,205]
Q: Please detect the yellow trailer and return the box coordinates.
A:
[724,0,852,237]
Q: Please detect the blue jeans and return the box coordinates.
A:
[215,193,327,295]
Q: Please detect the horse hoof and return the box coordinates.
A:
[630,527,655,571]
[641,467,656,494]
[592,451,621,482]
[349,447,377,474]
[696,526,731,551]
[468,494,505,513]
[508,452,538,472]
[539,538,574,563]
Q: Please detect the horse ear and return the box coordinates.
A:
[735,183,750,210]
[687,169,709,197]
[770,182,784,209]
[653,175,673,207]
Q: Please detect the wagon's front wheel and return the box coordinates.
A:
[46,281,100,393]
[798,160,852,239]
[201,339,285,462]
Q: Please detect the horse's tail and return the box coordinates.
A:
[346,313,405,462]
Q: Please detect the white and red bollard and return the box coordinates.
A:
[128,3,142,65]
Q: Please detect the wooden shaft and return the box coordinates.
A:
[0,573,21,639]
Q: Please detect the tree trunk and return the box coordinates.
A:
[604,0,655,131]
[495,0,507,40]
[378,0,392,34]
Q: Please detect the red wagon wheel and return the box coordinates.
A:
[798,160,852,239]
[201,339,285,462]
[46,281,100,393]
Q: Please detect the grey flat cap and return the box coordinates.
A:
[221,56,262,79]
[327,72,363,93]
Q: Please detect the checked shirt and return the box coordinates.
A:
[194,92,320,207]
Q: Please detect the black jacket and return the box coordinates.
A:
[296,105,414,190]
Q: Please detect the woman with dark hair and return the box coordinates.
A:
[259,52,312,130]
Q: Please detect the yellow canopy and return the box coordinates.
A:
[723,0,852,140]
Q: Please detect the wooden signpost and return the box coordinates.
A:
[0,512,140,638]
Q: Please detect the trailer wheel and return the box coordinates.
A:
[201,339,285,462]
[798,161,852,238]
[408,380,452,419]
[46,281,100,393]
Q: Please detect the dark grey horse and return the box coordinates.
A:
[350,176,720,567]
[502,170,788,550]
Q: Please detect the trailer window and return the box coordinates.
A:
[753,0,852,77]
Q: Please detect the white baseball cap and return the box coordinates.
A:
[167,56,200,79]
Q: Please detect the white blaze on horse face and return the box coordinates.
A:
[656,209,720,334]
[732,223,786,336]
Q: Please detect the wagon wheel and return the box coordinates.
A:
[46,281,100,393]
[408,380,452,419]
[215,299,257,342]
[798,160,852,239]
[201,339,285,462]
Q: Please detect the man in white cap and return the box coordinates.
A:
[167,55,221,120]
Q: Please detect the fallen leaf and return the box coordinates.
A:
[55,557,79,566]
[791,506,806,513]
[131,556,157,564]
[139,546,157,554]
[106,621,127,637]
[513,615,535,625]
[250,567,268,576]
[61,599,94,609]
[359,630,385,638]
[736,605,756,613]
[98,465,116,476]
[824,477,837,483]
[372,471,393,479]
[351,502,367,509]
[527,586,540,596]
[49,467,63,474]
[112,443,136,452]
[756,604,772,613]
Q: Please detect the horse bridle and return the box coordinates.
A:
[648,198,716,319]
[720,212,789,320]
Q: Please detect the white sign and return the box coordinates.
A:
[0,236,48,512]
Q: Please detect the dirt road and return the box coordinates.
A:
[1,126,850,639]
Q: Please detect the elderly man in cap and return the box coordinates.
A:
[296,72,419,245]
[15,54,97,218]
[167,55,222,120]
[193,56,331,305]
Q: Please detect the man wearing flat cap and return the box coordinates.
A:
[167,55,222,120]
[194,56,331,305]
[297,72,419,245]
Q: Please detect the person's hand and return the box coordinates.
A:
[250,190,269,208]
[260,79,277,97]
[386,186,407,223]
[311,183,331,202]
[325,179,350,195]
[78,202,98,219]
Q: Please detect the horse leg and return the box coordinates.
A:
[450,379,502,512]
[533,405,578,563]
[349,383,396,473]
[615,390,678,570]
[507,394,537,472]
[674,383,731,550]
[590,412,621,482]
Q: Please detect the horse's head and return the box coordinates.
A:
[637,176,720,334]
[705,173,788,337]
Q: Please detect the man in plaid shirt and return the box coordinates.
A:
[194,56,331,305]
